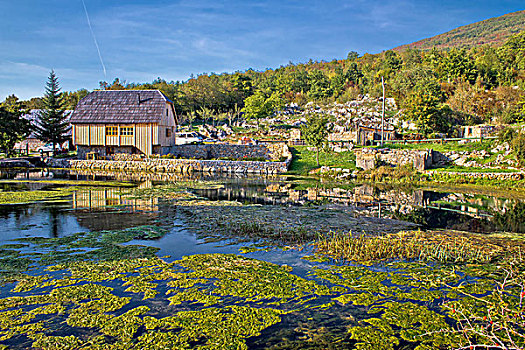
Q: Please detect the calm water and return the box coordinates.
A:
[0,168,523,349]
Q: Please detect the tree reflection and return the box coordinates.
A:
[493,202,525,233]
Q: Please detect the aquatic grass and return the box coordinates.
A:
[0,188,74,205]
[182,204,412,246]
[315,230,517,264]
[123,181,224,200]
[0,179,135,188]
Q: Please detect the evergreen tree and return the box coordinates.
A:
[34,71,70,154]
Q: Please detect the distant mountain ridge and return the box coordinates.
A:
[394,10,525,51]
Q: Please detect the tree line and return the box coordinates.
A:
[4,30,525,140]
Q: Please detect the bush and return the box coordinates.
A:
[511,132,525,165]
[498,126,517,143]
[359,164,419,183]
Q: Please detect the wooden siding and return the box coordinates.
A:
[135,124,152,155]
[73,123,158,155]
[157,102,176,147]
[73,187,158,211]
[72,101,176,154]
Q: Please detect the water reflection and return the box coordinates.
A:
[0,169,523,235]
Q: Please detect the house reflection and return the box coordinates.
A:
[72,186,159,231]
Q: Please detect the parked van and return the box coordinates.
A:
[175,132,204,145]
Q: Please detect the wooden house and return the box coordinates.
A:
[70,90,177,158]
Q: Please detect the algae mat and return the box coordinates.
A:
[0,232,522,349]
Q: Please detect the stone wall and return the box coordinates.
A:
[77,146,137,160]
[70,157,290,175]
[160,143,289,161]
[77,143,291,162]
[66,143,293,175]
[355,148,446,171]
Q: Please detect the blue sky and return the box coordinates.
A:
[0,0,523,100]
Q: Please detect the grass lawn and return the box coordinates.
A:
[380,139,497,153]
[430,165,519,173]
[288,146,356,175]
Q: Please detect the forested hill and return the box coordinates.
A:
[394,10,525,51]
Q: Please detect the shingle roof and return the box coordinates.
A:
[70,90,171,124]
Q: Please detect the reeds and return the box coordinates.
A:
[315,230,517,264]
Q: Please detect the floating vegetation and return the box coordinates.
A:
[1,178,524,349]
[0,225,168,279]
[0,254,333,349]
[0,188,74,205]
[1,223,524,349]
[311,257,525,350]
[124,181,224,200]
[182,205,415,245]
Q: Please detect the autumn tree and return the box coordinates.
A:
[403,91,452,137]
[0,96,31,156]
[242,92,284,129]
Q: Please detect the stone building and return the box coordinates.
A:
[462,124,496,138]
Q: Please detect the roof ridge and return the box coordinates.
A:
[94,89,162,92]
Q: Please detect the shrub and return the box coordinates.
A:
[511,132,525,165]
[497,126,517,143]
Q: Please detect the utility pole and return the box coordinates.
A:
[381,76,385,147]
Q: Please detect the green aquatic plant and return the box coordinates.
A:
[349,302,461,350]
[441,261,525,350]
[315,230,520,264]
[0,188,74,205]
[0,225,169,279]
[0,179,135,188]
[0,253,336,349]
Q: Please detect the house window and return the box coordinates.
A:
[106,126,118,136]
[121,127,134,136]
[166,128,172,138]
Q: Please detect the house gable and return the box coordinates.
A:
[70,90,175,125]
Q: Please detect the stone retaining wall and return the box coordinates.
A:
[70,158,290,175]
[69,143,292,175]
[161,144,272,160]
[355,148,447,171]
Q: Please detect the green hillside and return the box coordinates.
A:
[395,10,525,51]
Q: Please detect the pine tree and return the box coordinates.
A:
[34,71,70,154]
